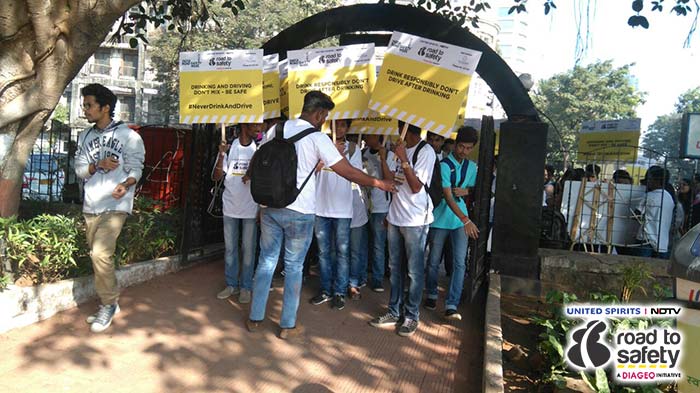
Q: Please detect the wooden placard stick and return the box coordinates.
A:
[357,130,363,150]
[221,123,226,143]
[399,121,409,141]
[332,119,337,143]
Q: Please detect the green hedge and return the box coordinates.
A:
[0,198,180,286]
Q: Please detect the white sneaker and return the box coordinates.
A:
[86,303,120,324]
[217,286,239,299]
[239,289,252,304]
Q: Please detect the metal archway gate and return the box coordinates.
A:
[260,3,546,300]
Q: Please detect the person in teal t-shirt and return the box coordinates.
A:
[424,126,480,320]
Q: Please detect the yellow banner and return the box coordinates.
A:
[578,119,641,162]
[262,54,281,119]
[368,32,481,138]
[179,50,263,124]
[287,44,374,120]
[349,112,398,136]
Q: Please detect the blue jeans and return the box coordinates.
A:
[349,223,369,288]
[426,227,468,310]
[249,208,315,329]
[315,216,351,296]
[223,216,258,290]
[369,213,388,287]
[387,223,429,321]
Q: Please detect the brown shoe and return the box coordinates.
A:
[279,324,305,340]
[246,319,262,332]
[349,287,361,300]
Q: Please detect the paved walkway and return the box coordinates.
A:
[0,259,484,393]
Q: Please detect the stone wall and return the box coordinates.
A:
[538,248,673,299]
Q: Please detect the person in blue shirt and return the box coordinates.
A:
[424,126,480,320]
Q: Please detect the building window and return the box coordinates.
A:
[119,96,135,122]
[92,49,111,75]
[121,53,138,78]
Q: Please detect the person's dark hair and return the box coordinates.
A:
[573,168,585,181]
[584,164,601,177]
[443,139,455,146]
[81,83,117,117]
[456,126,478,145]
[302,91,335,113]
[339,118,352,128]
[545,164,555,179]
[612,169,632,183]
[397,120,421,135]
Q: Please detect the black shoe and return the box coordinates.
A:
[371,283,384,293]
[310,292,331,305]
[445,309,462,321]
[397,318,419,337]
[331,294,345,310]
[369,312,400,327]
[424,298,437,310]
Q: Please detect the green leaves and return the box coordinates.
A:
[1,214,80,284]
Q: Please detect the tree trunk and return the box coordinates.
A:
[0,0,139,217]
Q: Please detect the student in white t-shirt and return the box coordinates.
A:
[633,166,675,259]
[247,91,397,339]
[370,121,436,338]
[311,119,361,311]
[213,122,264,304]
[347,133,370,300]
[363,135,396,292]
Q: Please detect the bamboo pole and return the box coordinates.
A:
[588,183,601,252]
[606,182,616,254]
[569,178,588,251]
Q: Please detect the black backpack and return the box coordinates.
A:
[249,122,318,208]
[412,140,442,208]
[540,206,571,249]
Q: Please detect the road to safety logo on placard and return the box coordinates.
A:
[563,304,684,384]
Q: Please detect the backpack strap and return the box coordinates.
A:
[459,160,470,188]
[442,157,457,187]
[286,127,318,143]
[274,122,285,140]
[284,124,320,194]
[412,140,428,167]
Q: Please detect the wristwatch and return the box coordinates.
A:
[401,161,410,170]
[121,181,131,189]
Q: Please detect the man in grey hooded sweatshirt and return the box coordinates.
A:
[74,83,145,333]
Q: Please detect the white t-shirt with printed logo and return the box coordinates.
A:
[222,138,258,219]
[363,148,396,214]
[263,119,343,215]
[387,142,436,227]
[315,141,362,219]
